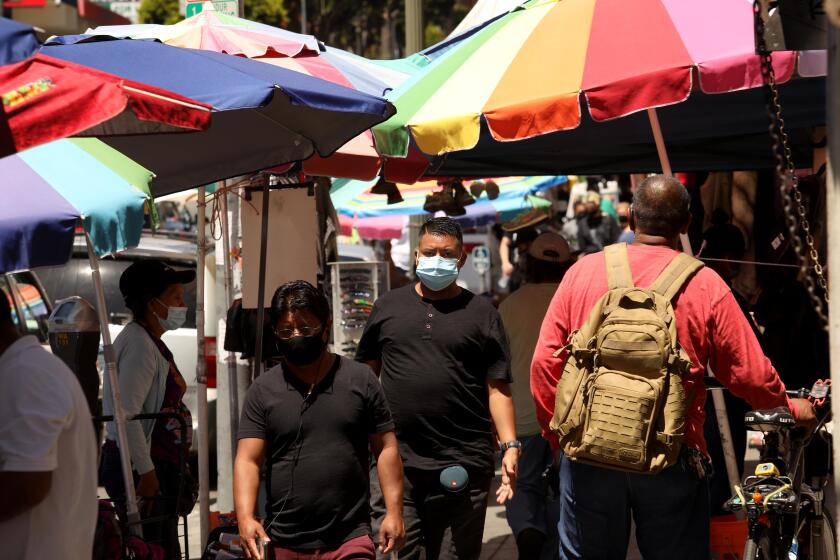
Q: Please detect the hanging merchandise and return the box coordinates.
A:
[329,262,388,357]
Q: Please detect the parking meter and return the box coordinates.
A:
[48,297,101,416]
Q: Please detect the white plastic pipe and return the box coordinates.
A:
[85,232,142,536]
[196,186,210,547]
[221,184,239,468]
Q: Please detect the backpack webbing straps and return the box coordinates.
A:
[604,243,634,290]
[650,253,704,301]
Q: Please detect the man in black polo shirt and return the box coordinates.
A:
[357,217,518,560]
[234,281,405,560]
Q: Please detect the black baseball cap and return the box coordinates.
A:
[119,260,195,303]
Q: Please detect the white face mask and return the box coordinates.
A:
[154,299,187,331]
[415,255,460,292]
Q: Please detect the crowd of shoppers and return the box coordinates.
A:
[230,177,815,560]
[0,173,822,560]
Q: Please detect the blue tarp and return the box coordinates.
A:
[40,35,396,195]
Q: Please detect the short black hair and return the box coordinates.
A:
[0,290,13,327]
[419,217,463,247]
[270,280,330,327]
[632,175,691,238]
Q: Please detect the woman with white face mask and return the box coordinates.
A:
[100,260,195,559]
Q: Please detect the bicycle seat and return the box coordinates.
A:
[744,407,795,432]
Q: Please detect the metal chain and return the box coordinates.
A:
[753,1,829,330]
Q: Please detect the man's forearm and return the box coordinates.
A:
[233,458,261,522]
[375,443,404,516]
[500,238,512,267]
[488,381,517,443]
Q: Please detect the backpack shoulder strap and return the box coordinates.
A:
[650,252,704,300]
[604,243,634,290]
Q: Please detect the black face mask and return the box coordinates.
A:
[277,333,326,366]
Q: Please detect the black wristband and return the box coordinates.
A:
[499,440,522,453]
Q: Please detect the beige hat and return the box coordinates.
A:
[528,232,571,263]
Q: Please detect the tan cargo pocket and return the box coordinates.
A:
[578,379,658,471]
[550,357,587,437]
[597,322,668,373]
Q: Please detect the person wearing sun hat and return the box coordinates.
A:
[498,232,571,560]
[99,260,196,559]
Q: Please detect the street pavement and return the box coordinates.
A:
[183,438,825,559]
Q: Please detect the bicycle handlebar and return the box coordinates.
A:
[704,377,830,404]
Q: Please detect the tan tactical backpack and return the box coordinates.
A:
[549,243,703,473]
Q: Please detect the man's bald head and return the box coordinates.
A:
[631,175,691,239]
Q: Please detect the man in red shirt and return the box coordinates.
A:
[530,175,815,560]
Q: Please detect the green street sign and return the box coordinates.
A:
[185,0,238,17]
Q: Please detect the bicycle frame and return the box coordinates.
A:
[727,384,833,559]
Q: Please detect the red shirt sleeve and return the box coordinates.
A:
[530,277,570,448]
[707,289,798,419]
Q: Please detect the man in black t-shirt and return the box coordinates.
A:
[234,281,405,560]
[356,217,518,560]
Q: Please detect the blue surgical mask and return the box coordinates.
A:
[154,299,187,331]
[416,255,460,292]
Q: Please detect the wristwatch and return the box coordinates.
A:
[499,440,522,453]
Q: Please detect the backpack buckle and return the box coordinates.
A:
[573,348,596,369]
[667,354,692,376]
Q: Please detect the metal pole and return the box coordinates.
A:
[221,186,239,467]
[85,232,142,536]
[825,20,840,556]
[252,183,270,379]
[647,108,741,497]
[196,186,210,548]
[405,0,423,54]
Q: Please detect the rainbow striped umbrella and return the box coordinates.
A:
[331,175,565,218]
[375,0,815,158]
[0,138,151,273]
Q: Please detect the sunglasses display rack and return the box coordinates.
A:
[329,261,388,357]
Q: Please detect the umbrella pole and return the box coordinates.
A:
[196,186,210,548]
[221,184,239,468]
[252,181,270,379]
[647,107,741,506]
[84,231,142,536]
[646,108,693,255]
